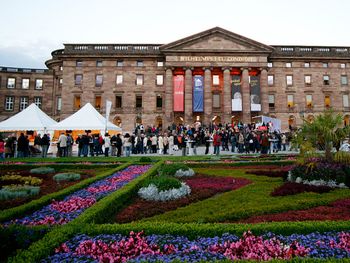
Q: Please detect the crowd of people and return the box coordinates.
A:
[0,121,293,159]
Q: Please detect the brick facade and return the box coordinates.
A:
[1,27,350,132]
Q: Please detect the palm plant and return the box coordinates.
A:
[293,110,350,160]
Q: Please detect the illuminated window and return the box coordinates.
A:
[306,95,313,107]
[267,62,273,68]
[304,75,311,85]
[213,75,220,85]
[116,75,123,85]
[57,97,62,111]
[340,63,346,69]
[324,95,331,108]
[286,62,292,68]
[117,60,123,67]
[136,74,143,85]
[7,78,15,89]
[267,75,274,86]
[323,75,330,85]
[157,61,164,67]
[95,96,101,109]
[156,75,163,85]
[304,62,310,68]
[287,94,294,107]
[96,75,103,87]
[286,75,293,86]
[22,78,30,89]
[74,96,81,109]
[35,79,43,89]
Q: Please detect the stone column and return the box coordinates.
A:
[241,68,251,123]
[260,68,269,115]
[223,68,231,125]
[164,68,173,128]
[204,68,212,126]
[184,68,192,125]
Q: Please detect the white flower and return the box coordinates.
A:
[138,182,191,201]
[174,169,195,177]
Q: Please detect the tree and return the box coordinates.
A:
[293,110,350,160]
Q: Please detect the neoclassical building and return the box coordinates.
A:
[1,27,350,132]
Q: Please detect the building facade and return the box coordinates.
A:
[1,27,350,132]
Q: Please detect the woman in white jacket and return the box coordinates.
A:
[104,134,111,157]
[158,135,164,154]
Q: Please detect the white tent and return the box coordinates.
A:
[0,103,57,131]
[49,103,122,131]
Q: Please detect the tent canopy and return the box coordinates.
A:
[0,103,57,131]
[49,103,122,131]
[253,115,281,132]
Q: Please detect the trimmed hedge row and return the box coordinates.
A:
[9,220,350,263]
[0,163,129,223]
[72,161,164,224]
[187,160,295,168]
[0,163,120,171]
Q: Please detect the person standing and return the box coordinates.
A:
[281,133,287,151]
[163,133,169,154]
[123,133,132,157]
[151,135,157,154]
[17,133,27,158]
[168,133,174,155]
[116,134,123,157]
[57,132,67,157]
[40,134,50,158]
[66,134,73,157]
[110,134,117,156]
[213,131,221,156]
[204,131,212,155]
[104,133,111,157]
[158,134,164,155]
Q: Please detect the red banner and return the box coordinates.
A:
[173,75,184,112]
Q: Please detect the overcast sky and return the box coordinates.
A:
[1,0,350,69]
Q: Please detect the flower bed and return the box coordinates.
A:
[116,175,251,223]
[138,182,191,201]
[5,165,151,226]
[0,169,99,210]
[271,182,333,196]
[42,230,350,262]
[245,169,290,178]
[240,198,350,223]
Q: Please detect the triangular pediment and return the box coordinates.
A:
[160,27,274,54]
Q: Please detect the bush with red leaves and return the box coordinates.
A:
[271,182,332,197]
[246,170,289,178]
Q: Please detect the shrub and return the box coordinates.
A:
[0,173,42,186]
[30,167,55,174]
[271,182,332,196]
[174,168,195,177]
[142,176,182,191]
[53,173,81,182]
[159,163,189,177]
[138,182,191,201]
[139,157,152,163]
[0,185,40,200]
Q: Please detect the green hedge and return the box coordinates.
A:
[0,163,120,171]
[72,161,163,224]
[187,160,295,168]
[9,220,350,263]
[0,163,129,223]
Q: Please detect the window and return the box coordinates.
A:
[7,78,15,89]
[136,74,143,85]
[156,75,163,85]
[136,60,143,67]
[324,95,331,108]
[156,94,163,108]
[157,61,164,67]
[116,75,123,85]
[117,60,124,67]
[34,97,42,108]
[267,62,273,68]
[340,63,346,69]
[35,79,43,89]
[136,95,142,108]
[286,62,292,68]
[95,96,101,109]
[343,94,349,108]
[213,75,220,85]
[267,75,274,86]
[59,66,63,71]
[304,75,312,85]
[19,97,29,111]
[22,78,30,89]
[213,94,221,108]
[341,75,348,85]
[59,78,63,85]
[57,97,62,111]
[323,62,329,68]
[286,75,293,86]
[287,94,294,107]
[268,95,275,108]
[5,97,14,111]
[115,95,122,108]
[74,96,81,109]
[96,75,103,87]
[323,75,330,85]
[96,60,103,67]
[76,60,83,67]
[306,95,313,107]
[304,62,310,68]
[75,74,83,85]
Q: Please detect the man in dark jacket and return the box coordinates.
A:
[17,133,28,158]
